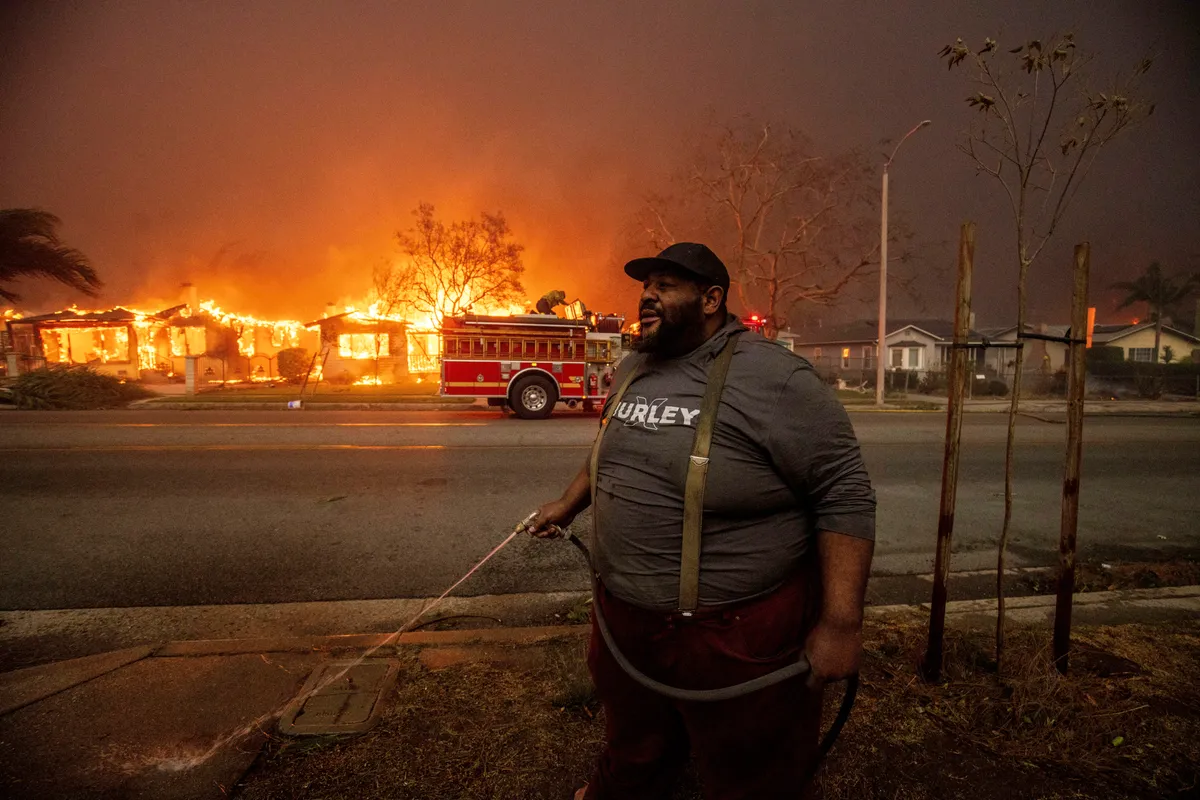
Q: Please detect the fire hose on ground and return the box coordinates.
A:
[526,512,859,784]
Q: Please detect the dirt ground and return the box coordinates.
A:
[1019,559,1200,594]
[234,616,1200,800]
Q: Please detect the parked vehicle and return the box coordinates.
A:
[439,310,628,419]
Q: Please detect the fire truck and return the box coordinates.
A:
[440,308,628,419]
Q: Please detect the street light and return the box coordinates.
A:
[876,119,932,406]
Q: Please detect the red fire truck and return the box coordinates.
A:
[440,311,628,419]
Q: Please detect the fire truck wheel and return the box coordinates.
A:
[510,373,558,419]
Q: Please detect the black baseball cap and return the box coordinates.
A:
[624,242,730,291]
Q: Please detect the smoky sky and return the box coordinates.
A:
[1,0,1197,327]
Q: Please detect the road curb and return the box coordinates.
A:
[133,401,488,412]
[844,407,940,413]
[866,584,1200,616]
[5,585,1198,714]
[152,625,587,657]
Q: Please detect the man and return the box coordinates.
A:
[536,289,569,315]
[527,242,875,799]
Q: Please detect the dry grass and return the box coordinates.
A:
[234,618,1200,800]
[824,615,1200,799]
[1019,559,1200,594]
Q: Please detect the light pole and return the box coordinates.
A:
[876,119,931,406]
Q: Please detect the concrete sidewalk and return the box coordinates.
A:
[1,586,1197,799]
[892,394,1200,415]
[132,395,488,412]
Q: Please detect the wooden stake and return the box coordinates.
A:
[1053,242,1090,674]
[923,221,974,681]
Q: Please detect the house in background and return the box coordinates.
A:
[305,312,411,383]
[976,323,1070,379]
[1091,322,1200,362]
[4,306,182,378]
[975,321,1200,378]
[3,303,317,383]
[788,319,986,383]
[157,307,316,383]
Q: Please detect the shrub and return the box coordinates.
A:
[5,366,154,410]
[972,377,1009,397]
[1085,346,1124,366]
[919,371,948,394]
[276,347,310,383]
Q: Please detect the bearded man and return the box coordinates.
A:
[527,242,875,800]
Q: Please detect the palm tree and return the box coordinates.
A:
[1112,262,1200,363]
[0,209,102,303]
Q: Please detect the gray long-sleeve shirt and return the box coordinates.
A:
[594,316,876,611]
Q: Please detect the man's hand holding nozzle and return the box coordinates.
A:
[523,500,577,539]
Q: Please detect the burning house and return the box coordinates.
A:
[163,303,315,384]
[305,311,412,384]
[4,305,181,379]
[3,301,317,384]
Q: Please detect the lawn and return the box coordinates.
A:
[233,616,1200,800]
[150,380,469,404]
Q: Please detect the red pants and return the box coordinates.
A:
[584,570,824,800]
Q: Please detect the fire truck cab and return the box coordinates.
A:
[440,312,628,419]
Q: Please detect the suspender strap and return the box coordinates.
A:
[678,333,740,611]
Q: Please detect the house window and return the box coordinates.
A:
[890,348,904,368]
[1128,347,1154,363]
[862,345,874,369]
[841,347,851,368]
[338,333,388,359]
[908,347,922,370]
[813,347,823,358]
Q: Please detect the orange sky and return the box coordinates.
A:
[2,1,1197,328]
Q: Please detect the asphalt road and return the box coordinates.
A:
[1,409,1197,611]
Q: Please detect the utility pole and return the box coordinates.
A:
[876,119,931,406]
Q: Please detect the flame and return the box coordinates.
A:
[338,333,390,360]
[12,281,550,383]
[195,300,303,356]
[40,326,130,365]
[330,290,525,375]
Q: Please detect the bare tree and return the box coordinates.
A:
[392,203,526,329]
[637,121,887,336]
[938,33,1153,668]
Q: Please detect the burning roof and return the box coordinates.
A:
[16,304,184,325]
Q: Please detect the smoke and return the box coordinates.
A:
[2,1,1196,324]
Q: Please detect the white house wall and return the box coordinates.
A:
[1104,327,1200,362]
[883,328,939,370]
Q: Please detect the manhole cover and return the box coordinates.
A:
[279,658,400,736]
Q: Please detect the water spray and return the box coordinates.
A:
[154,512,535,772]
